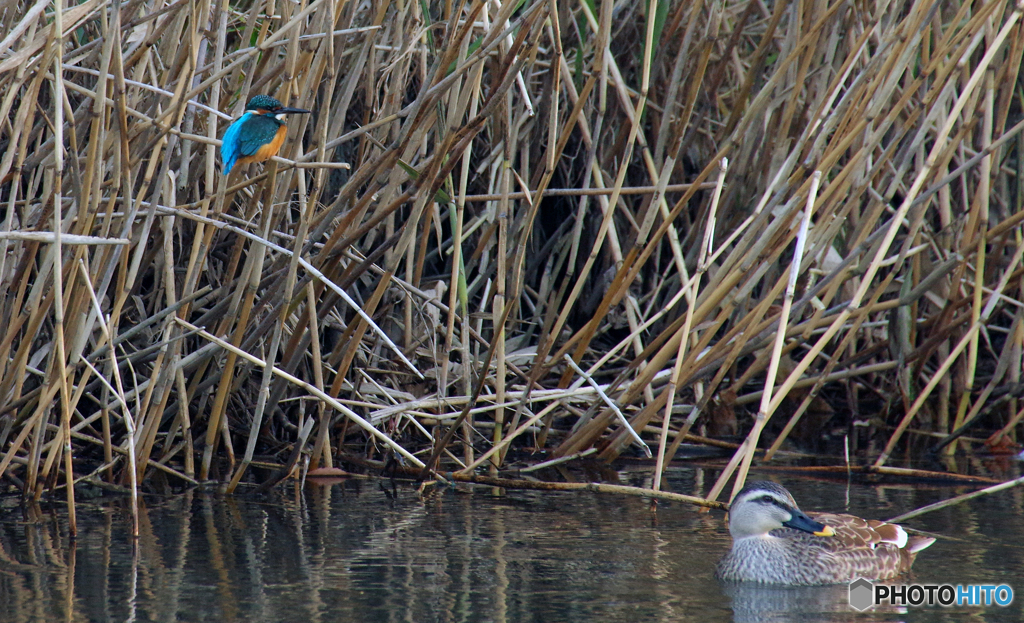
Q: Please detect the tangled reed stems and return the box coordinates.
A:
[3,0,1024,531]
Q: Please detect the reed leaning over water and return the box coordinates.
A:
[2,0,1024,527]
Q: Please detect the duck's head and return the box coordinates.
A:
[727,481,835,540]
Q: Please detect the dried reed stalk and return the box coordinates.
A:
[2,0,1024,515]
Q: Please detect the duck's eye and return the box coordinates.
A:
[759,495,774,503]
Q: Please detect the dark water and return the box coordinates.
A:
[1,469,1022,622]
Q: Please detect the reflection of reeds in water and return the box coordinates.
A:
[0,482,1021,621]
[2,0,1024,522]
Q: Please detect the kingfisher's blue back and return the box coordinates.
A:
[220,95,310,175]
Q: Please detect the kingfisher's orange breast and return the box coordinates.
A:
[237,125,289,167]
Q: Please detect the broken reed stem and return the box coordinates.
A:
[445,473,728,511]
[457,400,562,474]
[51,0,76,537]
[887,473,1024,523]
[563,354,650,456]
[75,260,140,535]
[175,318,425,469]
[653,157,728,491]
[461,183,714,202]
[714,171,821,504]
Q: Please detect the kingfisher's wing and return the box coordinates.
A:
[221,114,246,173]
[236,115,282,157]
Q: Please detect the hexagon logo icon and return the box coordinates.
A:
[849,578,874,611]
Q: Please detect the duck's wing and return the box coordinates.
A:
[815,513,907,547]
[810,512,935,579]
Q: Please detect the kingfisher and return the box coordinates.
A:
[220,94,310,175]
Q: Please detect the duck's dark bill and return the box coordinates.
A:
[784,510,835,537]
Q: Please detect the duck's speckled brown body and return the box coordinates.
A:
[716,481,934,585]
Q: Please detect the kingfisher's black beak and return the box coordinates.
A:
[276,107,311,115]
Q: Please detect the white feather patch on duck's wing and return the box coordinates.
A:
[810,513,908,549]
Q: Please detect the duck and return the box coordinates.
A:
[716,480,935,585]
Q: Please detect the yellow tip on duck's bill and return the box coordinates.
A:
[814,525,836,537]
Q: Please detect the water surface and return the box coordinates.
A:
[1,469,1021,622]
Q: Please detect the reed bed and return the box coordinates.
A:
[2,0,1024,531]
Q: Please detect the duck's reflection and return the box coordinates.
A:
[720,581,915,623]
